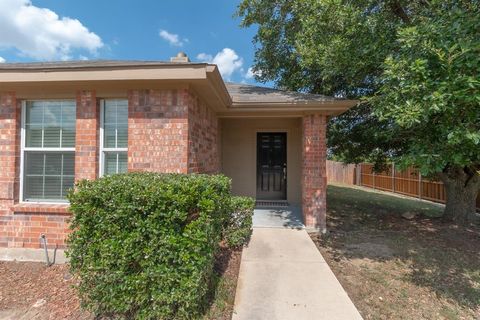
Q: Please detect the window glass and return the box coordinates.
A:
[25,101,76,148]
[23,101,76,202]
[24,152,75,201]
[104,100,128,149]
[102,100,128,175]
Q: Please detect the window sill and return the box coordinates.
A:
[11,203,70,215]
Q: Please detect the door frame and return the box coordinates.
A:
[255,130,288,201]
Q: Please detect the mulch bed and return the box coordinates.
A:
[0,246,242,320]
[0,262,87,320]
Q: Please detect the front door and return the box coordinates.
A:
[256,132,287,200]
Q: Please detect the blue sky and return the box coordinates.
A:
[0,0,261,84]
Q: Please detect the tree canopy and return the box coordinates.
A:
[238,0,480,223]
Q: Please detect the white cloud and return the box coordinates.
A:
[0,56,5,63]
[245,67,263,80]
[159,29,187,47]
[0,0,103,60]
[245,67,255,79]
[196,53,212,61]
[196,48,243,80]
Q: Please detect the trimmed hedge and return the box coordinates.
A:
[224,196,255,248]
[67,173,251,320]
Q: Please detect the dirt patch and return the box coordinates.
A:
[0,246,242,320]
[312,184,480,320]
[345,243,394,259]
[203,245,243,320]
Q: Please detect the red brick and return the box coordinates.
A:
[1,87,222,249]
[75,90,99,181]
[302,114,328,232]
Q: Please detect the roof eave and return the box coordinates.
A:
[222,99,358,116]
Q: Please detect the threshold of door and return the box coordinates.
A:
[255,200,289,207]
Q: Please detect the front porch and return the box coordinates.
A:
[253,205,304,229]
[220,116,328,231]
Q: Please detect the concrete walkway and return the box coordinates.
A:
[232,208,362,320]
[253,205,304,229]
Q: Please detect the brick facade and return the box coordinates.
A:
[128,89,220,174]
[0,92,20,247]
[187,92,220,173]
[0,84,331,251]
[0,88,221,250]
[128,89,189,173]
[302,114,328,232]
[75,90,99,181]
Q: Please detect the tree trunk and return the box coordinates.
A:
[439,166,480,225]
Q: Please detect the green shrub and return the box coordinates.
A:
[67,173,233,320]
[223,196,255,248]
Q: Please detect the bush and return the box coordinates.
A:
[224,196,255,248]
[67,173,235,320]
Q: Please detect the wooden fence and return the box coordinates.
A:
[326,161,480,209]
[326,160,357,185]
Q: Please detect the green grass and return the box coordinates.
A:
[329,183,444,218]
[311,184,480,320]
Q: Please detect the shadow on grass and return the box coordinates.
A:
[324,184,480,311]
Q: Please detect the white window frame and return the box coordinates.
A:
[20,100,76,203]
[99,99,128,176]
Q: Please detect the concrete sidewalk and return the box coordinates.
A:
[232,228,363,320]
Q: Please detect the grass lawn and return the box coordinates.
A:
[0,245,241,320]
[311,184,480,320]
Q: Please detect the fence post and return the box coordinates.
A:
[373,170,376,190]
[356,164,360,185]
[419,173,422,199]
[392,163,395,192]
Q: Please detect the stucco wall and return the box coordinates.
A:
[221,118,302,205]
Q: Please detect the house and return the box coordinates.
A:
[0,53,356,256]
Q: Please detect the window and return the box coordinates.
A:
[100,100,128,175]
[21,101,76,202]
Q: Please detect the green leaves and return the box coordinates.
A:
[372,1,480,175]
[239,0,480,179]
[67,173,253,319]
[223,196,255,248]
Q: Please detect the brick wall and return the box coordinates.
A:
[302,114,327,232]
[128,89,189,173]
[0,92,20,247]
[0,92,92,249]
[187,92,220,173]
[0,87,221,250]
[75,90,99,181]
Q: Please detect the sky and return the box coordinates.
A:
[0,0,262,84]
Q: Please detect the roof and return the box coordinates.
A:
[225,82,337,105]
[0,60,358,115]
[0,60,202,70]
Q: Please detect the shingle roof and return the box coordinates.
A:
[0,60,343,104]
[0,60,202,70]
[225,82,337,104]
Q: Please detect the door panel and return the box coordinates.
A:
[256,132,287,200]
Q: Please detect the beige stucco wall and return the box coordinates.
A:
[221,118,302,205]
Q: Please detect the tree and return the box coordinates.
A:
[237,0,480,224]
[373,6,480,223]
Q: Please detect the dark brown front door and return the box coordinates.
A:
[256,132,287,200]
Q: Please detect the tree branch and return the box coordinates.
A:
[389,1,411,24]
